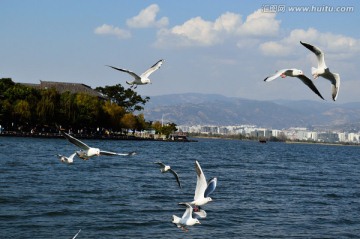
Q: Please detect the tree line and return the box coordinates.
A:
[0,78,177,136]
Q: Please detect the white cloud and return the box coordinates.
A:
[155,9,280,48]
[126,4,168,28]
[214,12,242,33]
[171,16,222,46]
[259,27,360,57]
[94,24,131,39]
[237,9,280,36]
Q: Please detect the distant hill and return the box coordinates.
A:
[142,93,360,130]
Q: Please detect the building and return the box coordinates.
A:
[21,80,105,98]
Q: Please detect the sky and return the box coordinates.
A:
[1,0,360,103]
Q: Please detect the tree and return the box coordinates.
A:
[59,91,77,125]
[96,84,149,112]
[120,113,137,134]
[13,100,31,126]
[102,100,125,130]
[36,88,59,124]
[134,113,149,132]
[152,121,163,134]
[162,122,178,137]
[0,78,15,94]
[0,79,157,135]
[74,93,102,129]
[151,121,177,137]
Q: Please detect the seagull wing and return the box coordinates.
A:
[204,177,217,198]
[178,203,193,220]
[193,209,207,219]
[331,73,340,101]
[296,75,325,100]
[61,131,90,150]
[264,69,288,82]
[154,161,166,168]
[194,160,207,201]
[68,152,77,163]
[100,150,135,156]
[72,229,81,239]
[300,41,327,69]
[322,72,340,101]
[140,59,164,78]
[169,168,182,188]
[106,65,141,81]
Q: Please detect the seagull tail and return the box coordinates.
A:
[172,215,181,224]
[126,81,132,85]
[178,201,193,207]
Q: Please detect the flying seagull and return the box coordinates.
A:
[107,59,164,89]
[264,69,324,100]
[182,161,217,210]
[60,131,136,160]
[172,203,201,231]
[57,152,76,164]
[154,162,182,188]
[300,41,341,101]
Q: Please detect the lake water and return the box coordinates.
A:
[0,137,359,238]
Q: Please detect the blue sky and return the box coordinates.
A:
[1,0,360,103]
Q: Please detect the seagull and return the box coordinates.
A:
[183,161,217,210]
[57,152,76,164]
[300,41,341,101]
[264,69,324,100]
[60,131,136,160]
[107,59,164,89]
[172,203,201,231]
[154,162,182,188]
[72,229,81,239]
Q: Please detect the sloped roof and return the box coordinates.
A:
[22,80,105,98]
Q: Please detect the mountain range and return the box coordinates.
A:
[142,93,360,130]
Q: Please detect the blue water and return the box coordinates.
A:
[0,137,359,238]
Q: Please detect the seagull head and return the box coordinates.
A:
[294,69,304,76]
[206,197,213,203]
[195,219,201,225]
[88,148,101,157]
[96,149,101,156]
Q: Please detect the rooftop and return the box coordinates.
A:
[21,80,104,98]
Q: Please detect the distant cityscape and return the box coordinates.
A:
[176,125,360,144]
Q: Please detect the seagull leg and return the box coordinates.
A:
[193,206,199,212]
[181,226,188,232]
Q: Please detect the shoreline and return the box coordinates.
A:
[0,132,197,142]
[285,140,359,147]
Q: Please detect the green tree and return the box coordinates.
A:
[96,84,149,112]
[0,78,15,93]
[121,113,137,134]
[13,100,31,125]
[162,122,178,137]
[134,113,148,132]
[74,93,102,128]
[59,91,77,125]
[102,100,125,130]
[36,88,59,124]
[152,121,163,134]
